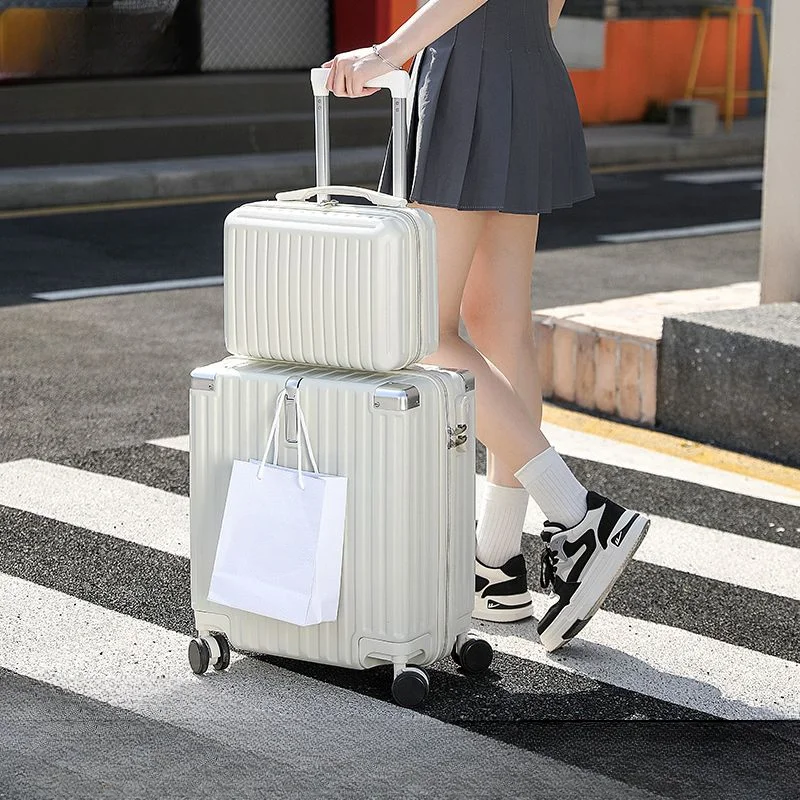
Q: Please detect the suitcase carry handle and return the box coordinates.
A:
[274,184,407,208]
[309,67,411,203]
[310,67,411,100]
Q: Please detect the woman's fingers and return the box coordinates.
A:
[334,62,348,97]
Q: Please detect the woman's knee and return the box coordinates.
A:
[462,302,534,352]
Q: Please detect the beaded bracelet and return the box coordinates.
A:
[371,44,402,71]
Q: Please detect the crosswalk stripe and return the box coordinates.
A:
[0,573,662,796]
[0,459,189,557]
[478,591,800,720]
[626,516,800,602]
[149,430,800,508]
[476,474,800,601]
[4,442,798,718]
[1,451,794,609]
[541,421,800,508]
[1,455,795,601]
[147,434,190,452]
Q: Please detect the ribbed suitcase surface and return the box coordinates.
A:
[223,201,438,372]
[189,356,475,670]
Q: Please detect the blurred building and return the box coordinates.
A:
[555,0,770,123]
[0,1,770,168]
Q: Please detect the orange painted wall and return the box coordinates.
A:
[376,0,419,70]
[364,1,757,126]
[570,6,755,125]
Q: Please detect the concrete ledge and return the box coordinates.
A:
[0,117,765,212]
[583,117,764,168]
[0,148,387,211]
[659,303,800,466]
[532,282,760,426]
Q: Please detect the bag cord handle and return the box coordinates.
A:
[257,388,319,489]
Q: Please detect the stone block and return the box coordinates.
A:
[552,325,577,403]
[575,329,598,410]
[618,340,643,421]
[595,334,618,414]
[658,303,800,466]
[533,317,554,398]
[668,99,719,138]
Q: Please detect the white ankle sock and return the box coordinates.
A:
[475,481,529,567]
[514,447,588,528]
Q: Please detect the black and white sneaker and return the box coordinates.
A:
[473,554,534,623]
[537,490,651,652]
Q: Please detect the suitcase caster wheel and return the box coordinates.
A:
[452,636,493,675]
[211,632,231,672]
[188,637,211,675]
[391,667,429,708]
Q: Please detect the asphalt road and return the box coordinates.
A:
[1,164,797,799]
[0,163,763,306]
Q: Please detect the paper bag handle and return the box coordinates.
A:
[257,388,319,489]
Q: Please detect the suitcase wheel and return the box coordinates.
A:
[188,637,211,675]
[188,632,231,675]
[452,636,493,675]
[210,632,231,672]
[391,667,429,708]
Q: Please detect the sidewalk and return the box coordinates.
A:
[0,117,765,212]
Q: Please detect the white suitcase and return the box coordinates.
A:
[223,69,439,372]
[187,356,494,706]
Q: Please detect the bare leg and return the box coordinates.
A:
[408,202,550,471]
[461,211,544,488]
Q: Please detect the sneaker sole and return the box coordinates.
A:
[539,514,651,653]
[473,592,534,623]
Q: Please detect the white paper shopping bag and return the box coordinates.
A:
[207,387,348,626]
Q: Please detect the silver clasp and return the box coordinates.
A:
[284,376,302,443]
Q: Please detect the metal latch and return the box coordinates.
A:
[284,376,302,444]
[447,424,468,449]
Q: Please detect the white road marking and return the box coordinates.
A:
[633,516,800,601]
[151,426,800,509]
[540,421,800,508]
[0,574,645,795]
[477,594,800,720]
[0,459,189,557]
[663,168,764,185]
[475,474,800,601]
[1,454,794,606]
[144,437,800,595]
[599,220,761,244]
[33,275,223,301]
[148,434,190,452]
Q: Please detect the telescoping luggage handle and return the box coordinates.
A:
[305,66,412,204]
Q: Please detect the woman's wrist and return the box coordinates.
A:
[375,40,411,70]
[372,43,403,70]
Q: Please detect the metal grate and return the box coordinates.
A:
[0,1,88,7]
[200,0,330,72]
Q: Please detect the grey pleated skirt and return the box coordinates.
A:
[377,0,595,214]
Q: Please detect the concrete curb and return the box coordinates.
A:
[0,119,765,212]
[0,148,385,211]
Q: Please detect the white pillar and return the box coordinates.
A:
[759,0,800,303]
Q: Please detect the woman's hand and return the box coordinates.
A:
[321,47,396,98]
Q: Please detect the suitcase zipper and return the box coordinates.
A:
[390,207,426,365]
[420,368,472,656]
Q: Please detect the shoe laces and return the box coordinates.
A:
[539,545,559,590]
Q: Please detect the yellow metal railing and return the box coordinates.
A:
[685,2,770,132]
